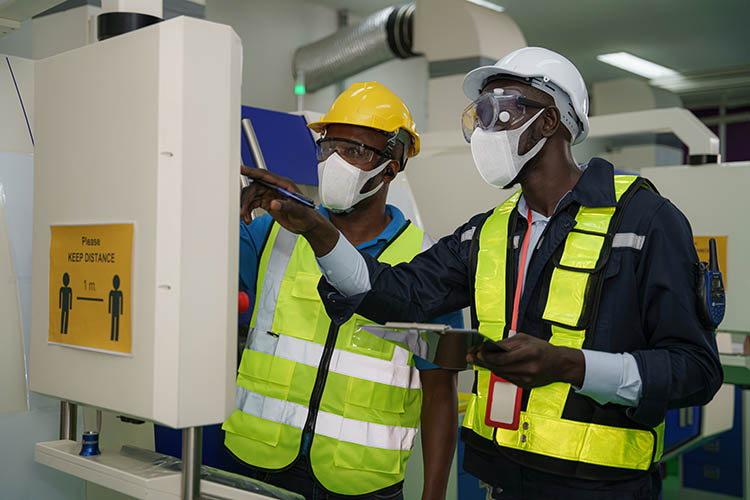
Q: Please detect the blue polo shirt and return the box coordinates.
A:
[239,204,464,370]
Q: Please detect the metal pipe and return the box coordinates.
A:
[241,118,268,171]
[701,111,750,126]
[718,98,727,161]
[292,3,417,94]
[240,117,269,220]
[59,401,77,440]
[335,8,350,97]
[181,427,202,500]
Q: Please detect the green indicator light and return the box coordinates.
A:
[294,84,306,95]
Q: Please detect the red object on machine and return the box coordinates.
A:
[238,291,250,314]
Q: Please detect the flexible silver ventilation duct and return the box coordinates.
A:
[293,3,417,93]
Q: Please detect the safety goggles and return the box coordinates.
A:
[461,89,547,142]
[316,138,387,167]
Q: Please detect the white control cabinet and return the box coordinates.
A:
[30,16,242,428]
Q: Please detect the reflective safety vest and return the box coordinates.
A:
[224,221,429,495]
[463,175,665,480]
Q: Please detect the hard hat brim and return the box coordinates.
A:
[462,66,529,100]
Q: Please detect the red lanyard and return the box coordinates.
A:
[510,207,533,335]
[484,206,532,430]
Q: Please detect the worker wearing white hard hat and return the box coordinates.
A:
[245,47,722,500]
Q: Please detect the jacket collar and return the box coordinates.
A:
[556,157,617,212]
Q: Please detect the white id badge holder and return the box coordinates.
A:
[485,373,522,430]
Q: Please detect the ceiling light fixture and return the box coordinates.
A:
[597,52,678,79]
[465,0,505,13]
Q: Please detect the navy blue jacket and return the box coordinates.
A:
[319,159,722,489]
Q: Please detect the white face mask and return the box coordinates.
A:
[317,153,388,212]
[470,109,547,188]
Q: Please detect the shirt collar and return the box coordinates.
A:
[318,204,407,250]
[517,195,551,224]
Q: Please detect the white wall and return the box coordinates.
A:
[206,0,339,113]
[205,0,430,130]
[0,55,34,153]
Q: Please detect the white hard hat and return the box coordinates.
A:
[462,47,590,144]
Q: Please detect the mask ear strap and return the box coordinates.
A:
[356,159,390,199]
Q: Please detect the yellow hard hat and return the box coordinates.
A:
[307,81,421,157]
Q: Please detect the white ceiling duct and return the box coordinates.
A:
[292,3,416,94]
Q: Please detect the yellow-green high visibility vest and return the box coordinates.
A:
[223,221,429,495]
[463,175,665,480]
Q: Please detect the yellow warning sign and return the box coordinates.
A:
[693,235,728,289]
[49,223,133,355]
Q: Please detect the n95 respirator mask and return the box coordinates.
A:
[317,153,388,212]
[470,109,547,188]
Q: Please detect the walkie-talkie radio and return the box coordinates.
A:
[696,238,726,328]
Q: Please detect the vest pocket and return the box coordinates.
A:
[333,440,402,474]
[275,271,322,341]
[344,377,407,414]
[238,350,295,401]
[339,317,396,361]
[226,406,284,448]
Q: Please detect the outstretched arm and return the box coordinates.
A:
[241,166,339,256]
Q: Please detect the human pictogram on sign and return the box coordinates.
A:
[108,274,124,342]
[58,272,73,334]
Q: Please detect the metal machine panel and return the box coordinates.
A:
[29,17,241,428]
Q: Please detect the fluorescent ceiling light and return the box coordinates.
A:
[465,0,505,13]
[597,52,678,79]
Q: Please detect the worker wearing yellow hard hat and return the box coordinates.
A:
[225,81,462,500]
[308,81,421,161]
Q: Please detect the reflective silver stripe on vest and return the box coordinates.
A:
[460,228,476,243]
[315,409,418,451]
[612,233,645,250]
[247,332,420,390]
[236,387,417,451]
[249,227,298,351]
[236,385,309,429]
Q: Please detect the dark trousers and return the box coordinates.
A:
[241,459,404,500]
[465,446,661,500]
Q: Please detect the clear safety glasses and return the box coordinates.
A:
[316,138,386,167]
[461,89,547,142]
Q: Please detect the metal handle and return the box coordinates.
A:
[241,118,268,171]
[241,118,269,221]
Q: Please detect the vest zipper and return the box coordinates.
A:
[300,323,339,456]
[296,223,413,458]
